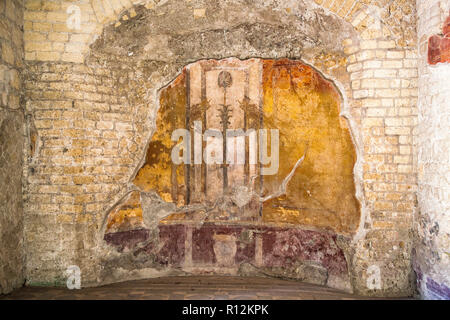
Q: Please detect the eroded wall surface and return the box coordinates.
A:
[22,0,419,296]
[0,0,25,295]
[102,58,357,291]
[415,0,450,300]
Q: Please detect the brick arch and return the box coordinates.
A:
[24,0,365,63]
[89,0,364,24]
[85,0,381,63]
[89,0,367,33]
[313,0,396,34]
[22,0,415,64]
[82,0,366,68]
[22,0,367,64]
[313,0,360,21]
[21,0,420,295]
[89,0,365,26]
[86,1,156,56]
[89,0,372,39]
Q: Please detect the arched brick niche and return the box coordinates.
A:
[23,0,419,297]
[84,3,361,291]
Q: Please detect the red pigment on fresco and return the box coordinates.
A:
[428,12,450,65]
[106,224,348,277]
[191,225,256,264]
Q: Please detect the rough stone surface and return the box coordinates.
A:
[0,0,25,295]
[415,0,450,300]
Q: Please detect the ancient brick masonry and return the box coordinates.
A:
[0,0,447,299]
[0,0,25,294]
[22,61,140,286]
[17,0,422,297]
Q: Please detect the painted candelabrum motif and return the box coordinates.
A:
[217,70,233,195]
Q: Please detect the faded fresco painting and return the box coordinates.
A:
[103,58,359,286]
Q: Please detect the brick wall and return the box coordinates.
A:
[0,0,25,294]
[23,61,142,285]
[415,0,450,300]
[20,0,419,296]
[342,36,418,297]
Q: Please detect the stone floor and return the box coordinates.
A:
[1,276,412,300]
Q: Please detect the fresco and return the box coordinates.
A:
[260,59,359,232]
[103,58,359,285]
[428,13,450,65]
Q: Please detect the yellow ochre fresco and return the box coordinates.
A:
[107,59,360,236]
[261,59,360,234]
[133,72,186,205]
[105,191,145,233]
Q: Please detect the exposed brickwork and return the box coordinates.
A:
[341,35,418,297]
[0,0,25,294]
[22,1,361,288]
[16,0,421,298]
[23,61,141,286]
